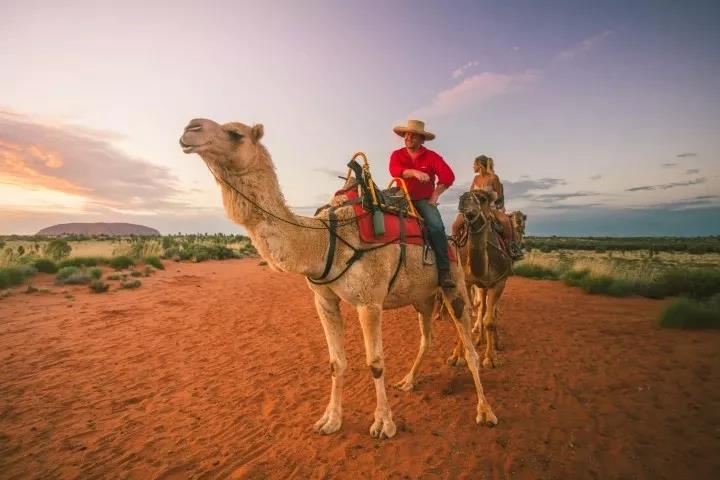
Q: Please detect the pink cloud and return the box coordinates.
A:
[412,70,539,118]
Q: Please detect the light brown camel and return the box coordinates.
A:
[444,190,513,368]
[179,118,497,439]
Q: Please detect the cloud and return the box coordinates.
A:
[503,177,566,197]
[451,60,479,79]
[685,168,700,174]
[589,174,602,181]
[412,70,539,118]
[553,30,614,63]
[676,152,698,158]
[661,163,677,168]
[0,112,184,214]
[522,191,599,203]
[626,177,706,192]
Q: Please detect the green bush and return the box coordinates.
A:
[0,267,26,288]
[658,295,720,329]
[144,256,164,270]
[513,263,560,280]
[33,258,58,273]
[121,279,142,289]
[88,267,102,279]
[109,256,134,270]
[44,239,72,260]
[58,256,106,268]
[130,270,142,277]
[657,268,720,300]
[56,266,79,281]
[16,265,38,277]
[57,272,92,285]
[89,280,109,293]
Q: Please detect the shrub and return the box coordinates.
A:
[44,239,72,260]
[144,256,165,270]
[56,266,79,281]
[130,270,142,277]
[658,295,720,329]
[0,267,26,288]
[513,263,559,280]
[89,280,109,293]
[33,258,58,274]
[88,267,102,279]
[58,256,105,268]
[16,265,38,277]
[57,271,92,285]
[107,273,122,281]
[143,266,155,277]
[109,256,134,270]
[25,284,38,294]
[121,279,141,289]
[658,268,720,300]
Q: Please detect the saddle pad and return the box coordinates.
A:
[341,189,456,261]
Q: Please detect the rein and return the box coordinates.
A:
[205,163,411,290]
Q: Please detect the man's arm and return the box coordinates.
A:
[428,183,448,206]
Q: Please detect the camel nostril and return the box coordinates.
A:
[184,124,203,133]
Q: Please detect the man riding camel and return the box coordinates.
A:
[389,119,456,288]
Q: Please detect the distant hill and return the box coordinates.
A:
[37,223,160,236]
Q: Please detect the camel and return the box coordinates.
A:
[179,118,497,439]
[443,191,513,368]
[509,211,527,248]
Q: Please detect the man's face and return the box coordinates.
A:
[404,132,424,151]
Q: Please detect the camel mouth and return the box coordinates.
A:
[179,138,209,153]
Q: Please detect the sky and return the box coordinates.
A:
[1,0,719,236]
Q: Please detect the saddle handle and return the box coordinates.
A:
[387,177,420,219]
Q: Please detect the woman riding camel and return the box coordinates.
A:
[452,155,523,260]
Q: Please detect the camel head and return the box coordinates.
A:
[179,118,265,172]
[510,211,527,235]
[458,190,492,231]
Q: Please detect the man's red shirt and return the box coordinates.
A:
[389,146,455,200]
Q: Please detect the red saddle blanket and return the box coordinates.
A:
[341,189,456,261]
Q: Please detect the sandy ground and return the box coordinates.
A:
[1,259,719,479]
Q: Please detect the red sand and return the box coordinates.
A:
[1,259,719,479]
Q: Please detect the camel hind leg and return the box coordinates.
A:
[395,294,434,391]
[312,292,346,435]
[441,288,497,427]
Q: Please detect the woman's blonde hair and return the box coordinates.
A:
[475,155,495,175]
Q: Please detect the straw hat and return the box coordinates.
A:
[392,119,435,141]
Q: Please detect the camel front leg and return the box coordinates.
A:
[312,293,346,435]
[395,295,435,391]
[358,304,396,439]
[482,279,506,368]
[442,289,498,427]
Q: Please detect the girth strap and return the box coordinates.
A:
[314,208,337,281]
[387,209,406,293]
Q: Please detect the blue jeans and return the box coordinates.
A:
[413,199,450,271]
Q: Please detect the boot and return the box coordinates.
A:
[438,268,456,289]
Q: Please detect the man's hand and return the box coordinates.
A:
[428,193,439,206]
[404,169,430,183]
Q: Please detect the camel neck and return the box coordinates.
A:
[215,166,329,277]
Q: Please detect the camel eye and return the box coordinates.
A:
[227,130,244,142]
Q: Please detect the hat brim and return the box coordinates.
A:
[393,126,435,141]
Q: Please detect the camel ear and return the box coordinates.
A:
[251,124,264,142]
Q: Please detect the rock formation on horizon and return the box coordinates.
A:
[37,222,160,236]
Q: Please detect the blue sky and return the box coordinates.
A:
[1,0,718,235]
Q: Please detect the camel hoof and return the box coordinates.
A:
[394,376,415,391]
[446,355,466,366]
[482,357,497,368]
[370,418,397,439]
[313,414,342,435]
[476,407,498,427]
